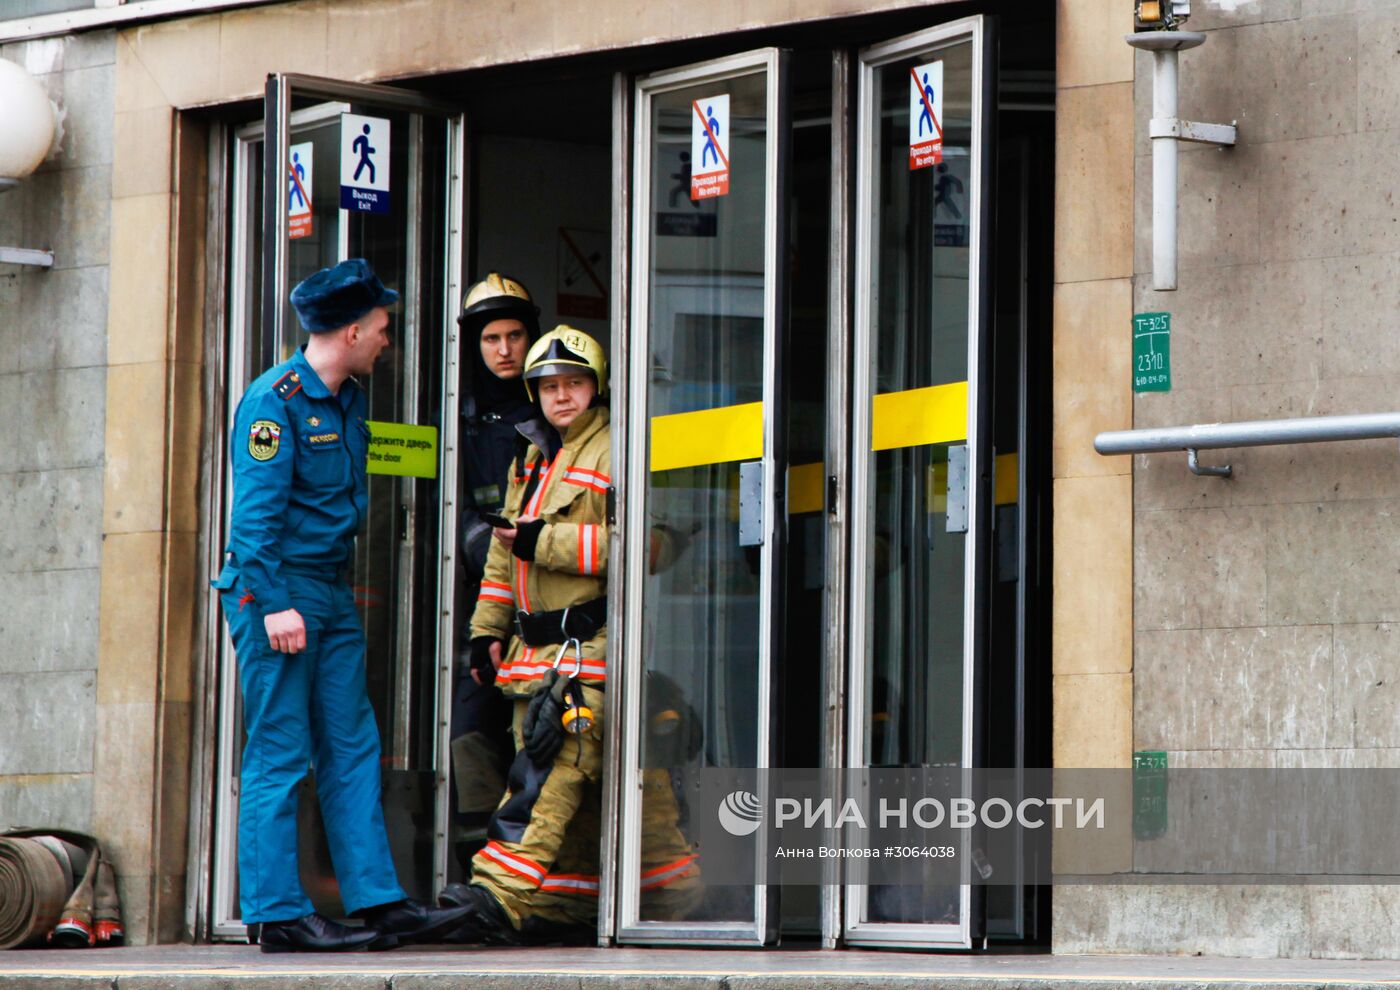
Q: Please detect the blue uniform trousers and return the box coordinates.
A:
[222,573,405,923]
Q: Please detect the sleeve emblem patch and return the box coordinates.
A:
[248,419,283,461]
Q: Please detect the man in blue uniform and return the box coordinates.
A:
[214,258,472,953]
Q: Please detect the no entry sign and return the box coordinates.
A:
[690,94,730,200]
[909,60,944,170]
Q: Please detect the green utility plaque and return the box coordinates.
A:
[1133,749,1168,841]
[1133,311,1172,392]
[366,421,438,479]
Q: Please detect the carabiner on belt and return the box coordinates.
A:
[553,637,584,678]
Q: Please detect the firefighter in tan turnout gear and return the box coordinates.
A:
[440,327,701,944]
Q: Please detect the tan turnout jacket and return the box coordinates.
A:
[470,406,610,697]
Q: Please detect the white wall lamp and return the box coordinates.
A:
[0,56,59,269]
[1127,0,1237,291]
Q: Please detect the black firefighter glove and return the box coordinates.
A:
[511,518,545,562]
[469,635,504,686]
[522,669,568,768]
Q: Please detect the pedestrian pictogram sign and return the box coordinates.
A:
[340,113,390,215]
[288,142,313,239]
[690,94,730,200]
[909,60,944,171]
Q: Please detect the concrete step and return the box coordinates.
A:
[1,946,1399,990]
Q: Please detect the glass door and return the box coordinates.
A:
[615,49,788,946]
[210,74,465,937]
[845,15,993,949]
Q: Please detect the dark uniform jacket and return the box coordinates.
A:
[460,392,540,578]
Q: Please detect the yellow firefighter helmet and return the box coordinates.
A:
[458,272,539,333]
[523,326,608,400]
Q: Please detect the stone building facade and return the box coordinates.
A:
[0,0,1395,958]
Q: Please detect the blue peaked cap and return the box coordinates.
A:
[290,258,400,333]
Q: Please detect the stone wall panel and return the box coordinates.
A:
[1133,506,1267,630]
[0,33,112,842]
[1053,885,1309,957]
[0,368,106,473]
[17,264,109,373]
[0,568,101,675]
[1329,622,1400,749]
[0,467,103,573]
[1265,498,1400,624]
[1235,15,1357,144]
[1136,626,1333,751]
[0,671,96,776]
[0,774,92,832]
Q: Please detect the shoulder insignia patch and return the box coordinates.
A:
[248,419,282,461]
[273,371,303,401]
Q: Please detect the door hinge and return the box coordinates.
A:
[946,445,969,534]
[738,461,764,547]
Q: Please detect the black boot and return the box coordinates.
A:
[256,912,386,953]
[437,884,520,945]
[358,897,477,946]
[437,881,474,908]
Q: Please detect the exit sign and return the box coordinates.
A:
[1133,311,1171,392]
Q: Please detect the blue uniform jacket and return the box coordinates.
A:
[214,348,370,614]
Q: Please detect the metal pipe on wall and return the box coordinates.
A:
[1126,29,1235,292]
[1151,47,1178,291]
[1096,412,1400,454]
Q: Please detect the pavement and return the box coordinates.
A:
[1,945,1400,990]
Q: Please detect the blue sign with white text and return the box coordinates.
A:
[339,113,391,215]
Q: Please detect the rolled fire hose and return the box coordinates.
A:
[0,837,68,949]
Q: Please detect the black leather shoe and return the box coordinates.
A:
[437,884,520,945]
[359,897,476,946]
[256,912,384,953]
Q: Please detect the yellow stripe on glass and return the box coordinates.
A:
[787,462,825,515]
[925,452,1020,514]
[785,453,1017,517]
[650,401,764,473]
[870,381,968,451]
[993,452,1018,506]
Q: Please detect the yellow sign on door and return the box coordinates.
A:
[366,421,438,478]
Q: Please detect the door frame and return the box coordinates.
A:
[820,45,854,949]
[613,46,788,947]
[209,101,351,939]
[842,14,993,950]
[206,76,467,938]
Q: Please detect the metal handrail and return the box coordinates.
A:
[1094,412,1400,479]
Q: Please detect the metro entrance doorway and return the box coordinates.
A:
[204,4,1053,953]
